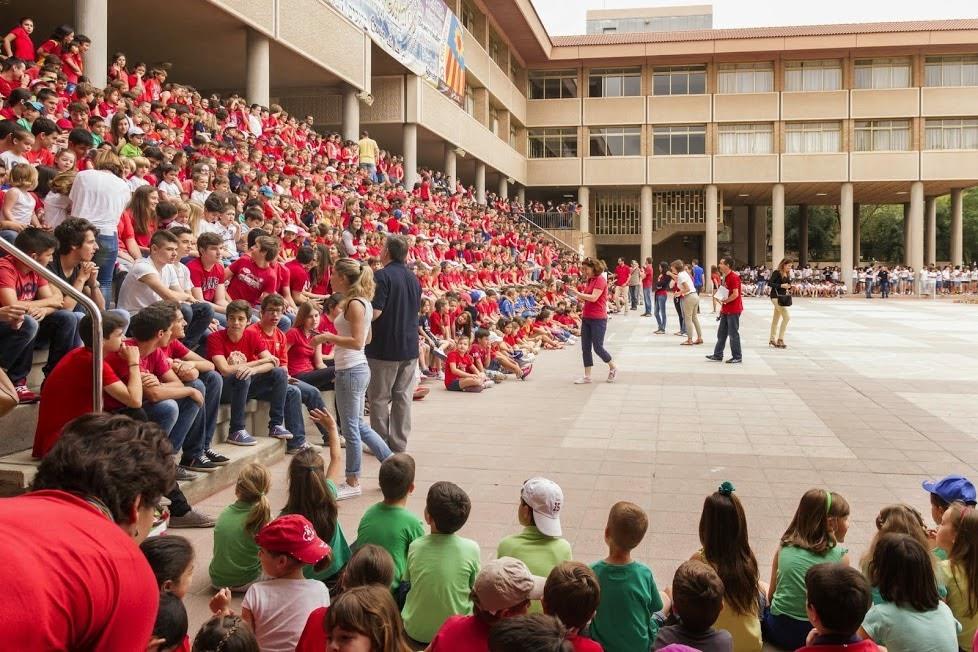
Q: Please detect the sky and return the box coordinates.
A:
[530,0,978,35]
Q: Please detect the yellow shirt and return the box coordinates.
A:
[693,552,762,652]
[358,137,378,165]
[940,559,978,649]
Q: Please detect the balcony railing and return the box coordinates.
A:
[524,211,580,231]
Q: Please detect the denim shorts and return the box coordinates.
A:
[447,379,462,391]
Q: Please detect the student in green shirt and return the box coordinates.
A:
[497,477,572,614]
[402,481,481,645]
[208,462,272,589]
[353,453,425,594]
[590,501,665,652]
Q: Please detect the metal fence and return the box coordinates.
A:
[523,211,579,231]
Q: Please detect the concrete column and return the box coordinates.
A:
[853,203,861,267]
[245,28,270,107]
[903,203,911,265]
[951,189,964,266]
[75,0,108,88]
[747,208,758,266]
[751,205,768,266]
[341,86,359,143]
[516,186,525,205]
[771,184,785,268]
[498,176,508,199]
[705,184,718,292]
[925,196,937,265]
[444,147,457,190]
[798,204,809,268]
[578,186,590,233]
[839,183,854,291]
[910,181,925,273]
[640,186,653,263]
[402,123,418,190]
[475,162,486,205]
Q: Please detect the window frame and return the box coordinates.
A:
[651,65,708,96]
[716,123,775,155]
[852,119,912,152]
[924,54,978,87]
[527,70,579,100]
[588,126,642,157]
[853,58,912,90]
[924,118,978,150]
[587,67,642,98]
[652,124,707,155]
[716,62,775,94]
[784,121,842,153]
[783,59,843,92]
[527,128,579,159]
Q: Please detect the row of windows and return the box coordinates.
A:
[528,55,978,98]
[527,119,978,157]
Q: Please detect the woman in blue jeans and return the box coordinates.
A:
[567,257,617,384]
[323,257,393,500]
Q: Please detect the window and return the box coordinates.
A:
[717,123,774,154]
[854,58,911,89]
[461,2,477,33]
[854,120,911,151]
[509,61,524,88]
[509,126,518,150]
[528,128,578,158]
[652,65,707,95]
[489,30,507,70]
[925,118,978,150]
[925,55,978,87]
[652,125,706,155]
[528,70,578,99]
[785,122,841,153]
[717,62,774,93]
[588,68,642,97]
[489,108,499,136]
[784,60,842,92]
[464,86,474,116]
[589,126,642,156]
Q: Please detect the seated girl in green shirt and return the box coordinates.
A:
[208,462,272,590]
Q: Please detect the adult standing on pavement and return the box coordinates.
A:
[641,256,654,317]
[567,257,618,384]
[706,256,743,364]
[366,235,421,454]
[768,258,792,349]
[692,258,705,295]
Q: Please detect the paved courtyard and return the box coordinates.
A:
[181,296,978,633]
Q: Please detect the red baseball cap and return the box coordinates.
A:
[255,514,331,565]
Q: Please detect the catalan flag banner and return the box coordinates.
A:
[324,0,466,107]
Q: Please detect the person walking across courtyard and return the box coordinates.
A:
[707,256,743,364]
[768,258,792,349]
[568,258,617,384]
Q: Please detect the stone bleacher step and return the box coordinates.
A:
[0,403,39,456]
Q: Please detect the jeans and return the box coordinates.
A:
[294,378,327,446]
[143,395,201,453]
[880,280,890,298]
[642,287,652,315]
[654,294,667,331]
[359,163,377,183]
[367,358,418,453]
[0,229,16,245]
[93,234,119,306]
[183,371,223,458]
[580,318,612,369]
[865,280,873,298]
[180,302,214,352]
[628,285,639,310]
[713,313,742,360]
[296,366,336,391]
[69,308,130,348]
[0,310,78,381]
[220,366,288,434]
[335,363,393,478]
[674,296,686,334]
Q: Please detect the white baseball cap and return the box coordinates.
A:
[521,477,563,537]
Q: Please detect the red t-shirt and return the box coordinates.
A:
[227,255,276,306]
[568,633,603,652]
[33,348,121,458]
[614,264,630,287]
[429,311,449,338]
[642,264,654,289]
[295,606,330,652]
[581,274,608,320]
[206,328,268,363]
[102,340,171,410]
[797,639,878,652]
[247,323,287,368]
[7,26,34,62]
[444,351,473,388]
[0,257,47,300]
[428,615,489,651]
[285,259,310,295]
[285,328,316,376]
[0,490,159,650]
[186,257,225,303]
[720,271,744,315]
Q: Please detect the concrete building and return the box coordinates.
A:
[586,5,713,35]
[17,1,978,290]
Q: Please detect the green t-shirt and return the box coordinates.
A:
[862,601,961,652]
[208,500,262,588]
[402,533,481,643]
[354,502,426,588]
[118,142,142,158]
[770,544,846,621]
[292,480,351,582]
[497,526,572,613]
[934,546,949,561]
[588,559,663,652]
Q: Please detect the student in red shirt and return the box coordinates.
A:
[566,258,616,385]
[444,336,486,392]
[286,301,335,391]
[706,256,743,364]
[641,256,655,317]
[225,235,279,309]
[285,245,328,306]
[188,232,229,324]
[0,413,168,651]
[2,17,35,61]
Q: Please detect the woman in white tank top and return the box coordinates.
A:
[323,258,393,500]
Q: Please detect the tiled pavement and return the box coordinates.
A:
[181,296,978,640]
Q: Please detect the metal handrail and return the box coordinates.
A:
[516,212,580,256]
[0,237,103,411]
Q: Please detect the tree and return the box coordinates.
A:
[785,205,838,261]
[859,204,904,263]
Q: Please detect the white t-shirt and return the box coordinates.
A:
[190,189,211,205]
[173,261,193,293]
[241,578,329,652]
[333,297,372,371]
[677,270,696,295]
[0,150,29,169]
[127,176,150,192]
[157,180,182,198]
[69,169,132,235]
[43,192,71,229]
[118,257,179,312]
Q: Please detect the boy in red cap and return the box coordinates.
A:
[241,514,331,652]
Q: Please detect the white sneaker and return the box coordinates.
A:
[483,380,494,388]
[335,482,362,501]
[573,377,592,384]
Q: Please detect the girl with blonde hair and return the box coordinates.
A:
[208,463,272,591]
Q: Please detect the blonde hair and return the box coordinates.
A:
[9,163,38,190]
[333,257,375,305]
[93,149,123,176]
[235,463,272,536]
[49,170,76,196]
[133,156,150,171]
[187,202,204,236]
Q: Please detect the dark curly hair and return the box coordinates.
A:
[31,413,175,524]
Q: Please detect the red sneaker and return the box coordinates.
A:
[520,365,532,380]
[15,382,39,404]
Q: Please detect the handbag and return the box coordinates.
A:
[778,294,793,307]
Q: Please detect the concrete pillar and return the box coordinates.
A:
[750,205,768,266]
[578,186,590,233]
[402,123,418,190]
[245,28,270,107]
[951,189,964,266]
[341,86,359,143]
[910,181,925,273]
[839,183,854,291]
[853,203,861,267]
[475,162,486,205]
[747,208,758,266]
[771,184,785,268]
[516,186,525,205]
[444,147,457,190]
[903,203,911,265]
[498,176,508,199]
[705,184,718,292]
[640,186,653,263]
[75,0,108,88]
[925,196,937,265]
[798,204,809,268]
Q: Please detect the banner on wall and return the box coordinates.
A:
[324,0,466,107]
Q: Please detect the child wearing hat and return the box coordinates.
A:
[241,514,332,652]
[497,477,573,613]
[923,474,977,560]
[428,557,544,650]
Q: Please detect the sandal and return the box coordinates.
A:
[681,340,693,346]
[769,340,777,348]
[777,340,787,349]
[693,339,703,345]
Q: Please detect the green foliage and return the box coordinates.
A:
[785,205,839,260]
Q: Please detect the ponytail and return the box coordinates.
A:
[235,463,272,535]
[333,257,376,306]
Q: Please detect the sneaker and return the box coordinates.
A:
[519,364,533,380]
[413,386,430,401]
[705,355,723,361]
[169,509,216,529]
[482,380,494,389]
[174,467,199,482]
[432,348,448,361]
[436,371,445,381]
[286,441,313,455]
[335,482,363,501]
[268,425,294,440]
[726,357,743,364]
[607,367,618,383]
[204,449,230,465]
[14,382,39,404]
[573,376,592,384]
[181,454,218,472]
[654,329,665,334]
[227,430,257,446]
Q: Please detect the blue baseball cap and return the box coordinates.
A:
[922,475,977,505]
